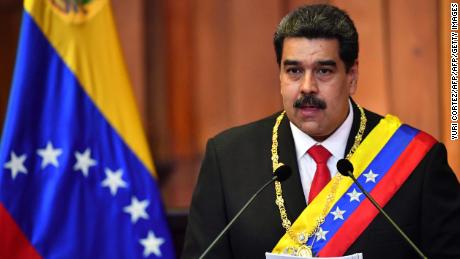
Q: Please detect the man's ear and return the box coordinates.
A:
[348,60,359,95]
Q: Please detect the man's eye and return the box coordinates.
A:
[317,68,332,75]
[286,68,302,74]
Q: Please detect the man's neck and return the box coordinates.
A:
[290,100,354,160]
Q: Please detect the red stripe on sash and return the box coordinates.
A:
[319,132,436,256]
[0,203,42,259]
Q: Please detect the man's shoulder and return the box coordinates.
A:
[361,106,383,130]
[361,106,440,145]
[362,107,383,121]
[210,111,283,147]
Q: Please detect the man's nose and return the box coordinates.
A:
[300,72,318,94]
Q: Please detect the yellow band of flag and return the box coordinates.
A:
[24,0,155,175]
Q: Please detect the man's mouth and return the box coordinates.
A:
[301,104,321,109]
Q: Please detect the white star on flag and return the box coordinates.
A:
[124,196,150,223]
[363,170,379,183]
[331,206,346,220]
[37,141,62,169]
[347,188,363,202]
[73,148,97,177]
[101,168,127,196]
[315,227,329,241]
[4,151,27,179]
[140,230,165,257]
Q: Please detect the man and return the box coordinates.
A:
[182,4,460,259]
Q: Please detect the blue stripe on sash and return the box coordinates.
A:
[308,125,419,255]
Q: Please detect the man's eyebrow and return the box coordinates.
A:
[282,60,301,66]
[317,60,337,67]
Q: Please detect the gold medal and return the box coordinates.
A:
[296,245,313,257]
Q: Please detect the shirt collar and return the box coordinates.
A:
[290,100,354,159]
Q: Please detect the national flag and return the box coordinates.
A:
[0,0,175,258]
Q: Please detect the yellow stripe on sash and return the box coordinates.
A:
[24,0,155,175]
[272,115,402,253]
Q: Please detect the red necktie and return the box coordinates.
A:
[307,145,332,204]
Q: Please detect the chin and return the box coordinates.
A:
[299,124,321,136]
[304,130,329,141]
[299,122,332,138]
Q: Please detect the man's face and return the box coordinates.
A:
[280,37,358,141]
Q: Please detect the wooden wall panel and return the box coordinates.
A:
[287,0,330,10]
[158,0,198,207]
[194,0,283,151]
[387,0,440,138]
[440,0,460,178]
[193,0,232,151]
[227,0,282,126]
[165,0,196,159]
[145,0,171,162]
[334,0,390,115]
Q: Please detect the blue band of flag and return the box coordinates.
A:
[0,11,174,258]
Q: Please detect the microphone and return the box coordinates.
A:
[198,164,292,259]
[336,159,427,259]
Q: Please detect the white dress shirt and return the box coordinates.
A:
[290,101,354,203]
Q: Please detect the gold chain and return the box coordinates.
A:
[272,105,367,246]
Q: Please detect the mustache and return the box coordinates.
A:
[293,95,327,109]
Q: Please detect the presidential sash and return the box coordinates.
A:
[272,115,437,256]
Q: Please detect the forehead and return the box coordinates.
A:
[281,37,341,65]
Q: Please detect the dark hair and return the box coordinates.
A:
[274,4,358,71]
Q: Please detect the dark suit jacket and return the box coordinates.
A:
[182,102,460,259]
